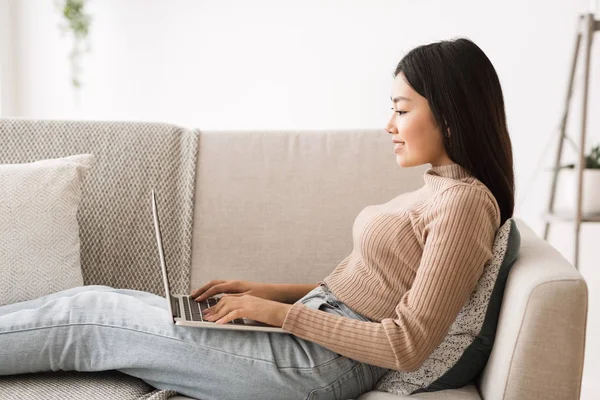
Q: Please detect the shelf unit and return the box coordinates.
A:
[543,13,600,270]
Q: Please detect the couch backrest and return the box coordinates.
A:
[189,129,426,289]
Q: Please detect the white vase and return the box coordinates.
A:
[560,168,600,214]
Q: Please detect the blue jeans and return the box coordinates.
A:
[0,283,390,400]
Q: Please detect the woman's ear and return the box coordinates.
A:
[443,118,451,138]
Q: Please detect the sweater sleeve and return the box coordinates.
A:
[281,185,499,371]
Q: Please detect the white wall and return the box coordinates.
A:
[5,0,600,256]
[0,0,17,116]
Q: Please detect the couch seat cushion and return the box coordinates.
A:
[0,370,177,399]
[358,384,481,399]
[167,384,482,400]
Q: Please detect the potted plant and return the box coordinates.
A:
[559,143,600,214]
[55,0,92,89]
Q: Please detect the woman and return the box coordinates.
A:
[0,37,514,400]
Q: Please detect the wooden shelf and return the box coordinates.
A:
[543,210,600,222]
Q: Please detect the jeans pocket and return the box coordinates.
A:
[301,295,339,315]
[298,287,342,314]
[335,303,371,323]
[307,362,366,400]
[319,285,371,323]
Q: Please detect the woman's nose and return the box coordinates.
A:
[386,118,397,135]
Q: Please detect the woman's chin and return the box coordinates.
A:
[396,155,422,169]
[395,154,409,167]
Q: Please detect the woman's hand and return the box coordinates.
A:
[190,280,277,302]
[202,294,293,327]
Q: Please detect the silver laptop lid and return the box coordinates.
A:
[151,189,175,320]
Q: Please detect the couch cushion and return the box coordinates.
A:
[358,383,481,399]
[374,218,520,395]
[0,370,177,399]
[0,154,95,306]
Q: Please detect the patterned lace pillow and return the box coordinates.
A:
[375,218,521,395]
[0,154,95,306]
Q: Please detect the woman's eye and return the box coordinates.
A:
[390,108,406,115]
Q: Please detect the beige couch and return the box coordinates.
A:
[1,122,589,399]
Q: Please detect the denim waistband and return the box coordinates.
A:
[313,282,371,323]
[303,282,391,383]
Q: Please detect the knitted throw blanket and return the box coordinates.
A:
[0,371,178,400]
[0,119,199,399]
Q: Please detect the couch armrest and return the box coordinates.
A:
[477,218,588,400]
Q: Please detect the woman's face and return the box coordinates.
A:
[386,72,452,167]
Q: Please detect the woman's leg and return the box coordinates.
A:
[0,285,164,317]
[0,285,382,400]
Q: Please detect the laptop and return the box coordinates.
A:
[151,189,288,333]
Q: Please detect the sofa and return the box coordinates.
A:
[0,119,588,400]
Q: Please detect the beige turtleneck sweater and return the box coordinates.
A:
[281,163,501,372]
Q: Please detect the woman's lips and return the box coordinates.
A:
[394,143,405,151]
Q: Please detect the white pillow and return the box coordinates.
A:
[0,154,95,306]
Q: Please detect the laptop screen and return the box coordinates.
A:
[151,189,176,320]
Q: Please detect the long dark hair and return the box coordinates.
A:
[394,37,514,226]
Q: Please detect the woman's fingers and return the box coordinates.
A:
[195,282,246,302]
[193,281,233,301]
[216,309,242,324]
[194,285,222,302]
[204,296,246,324]
[191,280,221,296]
[190,279,226,298]
[204,295,233,316]
[203,295,280,327]
[204,297,231,321]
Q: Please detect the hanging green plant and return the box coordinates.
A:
[55,0,92,89]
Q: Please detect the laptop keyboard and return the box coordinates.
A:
[171,296,181,318]
[175,295,246,324]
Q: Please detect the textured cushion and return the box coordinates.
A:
[0,370,177,400]
[374,218,521,395]
[358,383,482,399]
[0,154,95,306]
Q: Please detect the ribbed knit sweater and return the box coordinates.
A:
[281,162,501,372]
